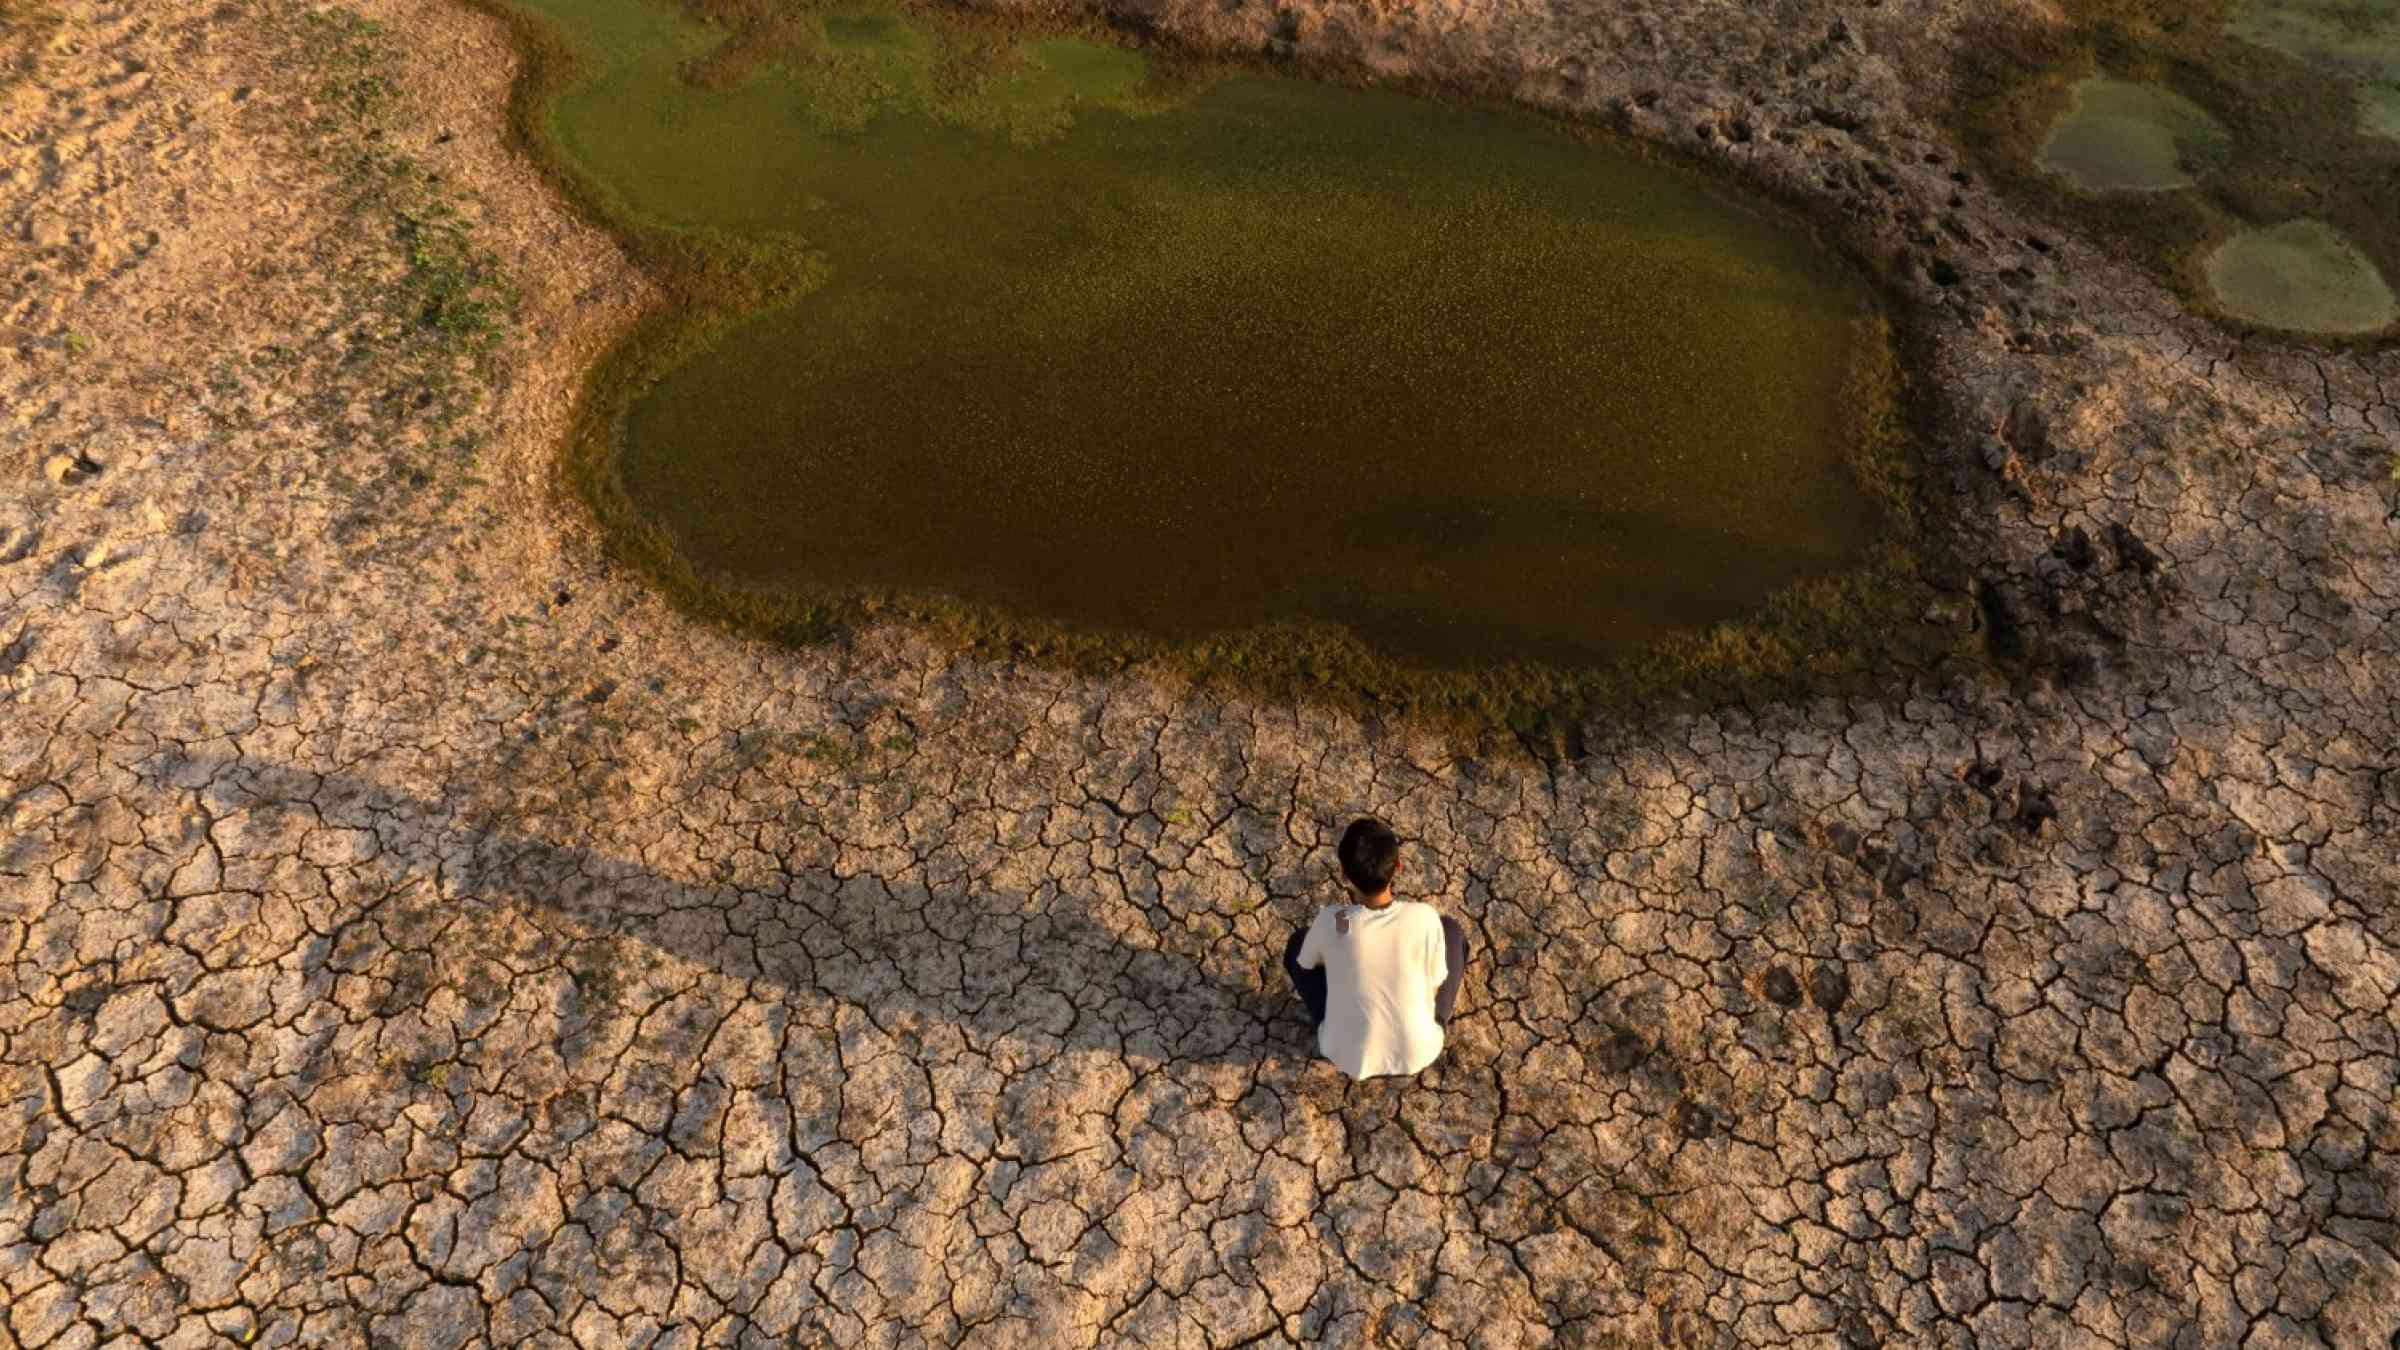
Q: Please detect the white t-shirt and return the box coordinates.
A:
[1295,899,1449,1079]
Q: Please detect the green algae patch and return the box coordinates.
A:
[2205,218,2399,332]
[489,0,1947,729]
[2038,77,2230,189]
[604,62,1887,669]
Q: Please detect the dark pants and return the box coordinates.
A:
[1283,915,1468,1027]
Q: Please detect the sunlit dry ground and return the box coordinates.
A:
[2,0,2397,1346]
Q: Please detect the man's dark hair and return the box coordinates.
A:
[1338,817,1401,895]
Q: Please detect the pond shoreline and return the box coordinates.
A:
[502,0,1938,696]
[467,0,1978,736]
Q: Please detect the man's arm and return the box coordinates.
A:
[1296,908,1326,970]
[1424,909,1448,986]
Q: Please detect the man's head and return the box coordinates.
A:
[1338,817,1401,896]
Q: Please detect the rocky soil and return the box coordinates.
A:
[2,0,2396,1346]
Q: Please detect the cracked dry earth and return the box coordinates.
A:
[4,0,2400,1345]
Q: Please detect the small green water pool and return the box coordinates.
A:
[1977,0,2400,340]
[504,0,1895,670]
[2037,78,2229,191]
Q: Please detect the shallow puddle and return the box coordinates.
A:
[2037,78,2228,190]
[2205,218,2400,333]
[507,0,1890,668]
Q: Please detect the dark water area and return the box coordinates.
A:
[510,0,1890,668]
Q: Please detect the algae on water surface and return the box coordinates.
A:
[504,0,1898,674]
[2205,218,2400,333]
[2038,78,2230,190]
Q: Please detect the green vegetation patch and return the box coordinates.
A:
[303,8,516,381]
[475,0,1960,740]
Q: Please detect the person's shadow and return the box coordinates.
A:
[134,755,1314,1071]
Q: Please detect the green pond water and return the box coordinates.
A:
[2206,218,2400,333]
[507,0,1888,668]
[2037,78,2229,190]
[2020,0,2400,335]
[2221,0,2400,330]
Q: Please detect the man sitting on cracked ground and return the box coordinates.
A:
[1282,816,1469,1080]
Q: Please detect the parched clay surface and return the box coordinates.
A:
[4,0,2399,1347]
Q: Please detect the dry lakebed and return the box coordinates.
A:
[2,0,2398,1346]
